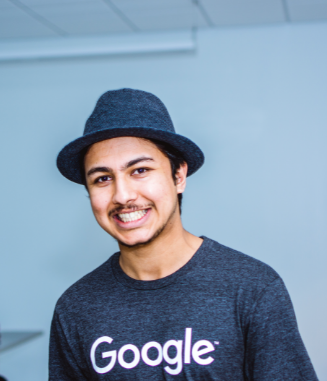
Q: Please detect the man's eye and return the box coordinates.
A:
[96,175,111,183]
[133,168,147,175]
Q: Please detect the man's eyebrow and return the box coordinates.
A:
[122,156,154,170]
[86,157,154,177]
[87,166,112,177]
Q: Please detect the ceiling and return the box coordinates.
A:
[1,0,327,40]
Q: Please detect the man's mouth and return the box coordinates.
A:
[114,209,149,223]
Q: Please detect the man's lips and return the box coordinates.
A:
[113,208,151,228]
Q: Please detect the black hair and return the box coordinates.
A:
[83,138,186,214]
[146,138,185,214]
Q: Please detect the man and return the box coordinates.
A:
[50,88,318,380]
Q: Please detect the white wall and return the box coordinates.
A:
[0,23,326,380]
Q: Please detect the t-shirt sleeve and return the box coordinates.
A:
[244,277,318,381]
[49,310,90,381]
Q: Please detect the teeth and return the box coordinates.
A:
[117,209,147,223]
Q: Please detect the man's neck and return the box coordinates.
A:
[118,223,203,281]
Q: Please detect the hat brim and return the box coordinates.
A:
[57,127,204,184]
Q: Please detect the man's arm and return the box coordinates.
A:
[244,277,318,381]
[49,311,89,380]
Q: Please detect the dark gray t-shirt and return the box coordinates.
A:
[49,237,318,380]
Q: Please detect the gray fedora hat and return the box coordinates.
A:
[57,88,204,184]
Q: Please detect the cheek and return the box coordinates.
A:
[90,192,110,219]
[142,176,175,207]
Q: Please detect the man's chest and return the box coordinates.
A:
[70,289,246,380]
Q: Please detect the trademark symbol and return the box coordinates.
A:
[214,341,219,345]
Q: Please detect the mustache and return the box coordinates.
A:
[109,203,154,217]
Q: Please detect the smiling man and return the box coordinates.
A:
[50,89,318,380]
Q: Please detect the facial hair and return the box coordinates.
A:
[116,197,178,249]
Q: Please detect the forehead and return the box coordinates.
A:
[84,136,165,167]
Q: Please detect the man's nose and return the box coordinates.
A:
[111,177,137,205]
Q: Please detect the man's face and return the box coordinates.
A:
[84,137,187,247]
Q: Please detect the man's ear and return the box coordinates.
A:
[176,162,188,194]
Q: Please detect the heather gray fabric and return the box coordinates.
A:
[49,237,318,380]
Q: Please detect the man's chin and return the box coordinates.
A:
[116,224,167,249]
[117,234,156,249]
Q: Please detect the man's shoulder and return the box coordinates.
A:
[202,236,281,288]
[54,253,118,314]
